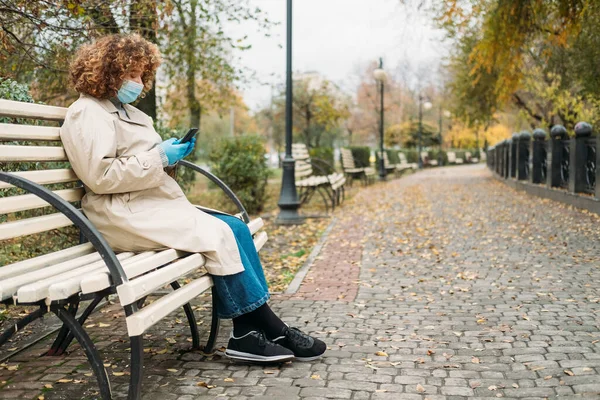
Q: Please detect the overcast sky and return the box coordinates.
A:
[228,0,449,111]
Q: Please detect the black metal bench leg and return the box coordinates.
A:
[47,300,79,356]
[170,281,200,350]
[128,335,144,400]
[0,306,46,347]
[53,294,104,356]
[50,305,111,400]
[204,286,220,353]
[315,187,330,214]
[322,186,336,211]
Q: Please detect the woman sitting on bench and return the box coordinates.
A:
[59,33,326,363]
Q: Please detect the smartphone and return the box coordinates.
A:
[179,128,199,144]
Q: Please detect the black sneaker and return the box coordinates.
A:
[225,330,295,363]
[272,326,326,361]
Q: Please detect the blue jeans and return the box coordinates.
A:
[208,213,271,319]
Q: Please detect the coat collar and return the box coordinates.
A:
[79,93,149,127]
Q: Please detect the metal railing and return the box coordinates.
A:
[486,122,600,199]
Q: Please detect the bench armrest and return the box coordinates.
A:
[311,157,337,175]
[176,160,250,223]
[0,172,128,286]
[300,159,334,185]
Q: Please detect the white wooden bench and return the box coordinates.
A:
[421,151,438,167]
[291,143,345,213]
[447,151,464,165]
[465,151,479,163]
[340,148,375,186]
[397,152,417,171]
[0,99,268,399]
[376,151,399,177]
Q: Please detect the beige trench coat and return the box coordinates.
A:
[59,93,244,276]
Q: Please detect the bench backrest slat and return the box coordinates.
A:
[294,161,313,178]
[341,148,357,169]
[0,99,66,121]
[0,211,75,241]
[291,144,314,178]
[0,188,84,214]
[0,169,79,189]
[0,124,62,141]
[377,151,392,167]
[0,144,68,162]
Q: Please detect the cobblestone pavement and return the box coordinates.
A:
[2,164,600,399]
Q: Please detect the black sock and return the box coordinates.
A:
[232,303,286,339]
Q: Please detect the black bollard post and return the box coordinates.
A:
[531,129,547,184]
[517,131,531,180]
[504,140,510,178]
[547,125,567,188]
[510,133,518,178]
[570,122,592,194]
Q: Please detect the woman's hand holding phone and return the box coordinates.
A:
[159,137,196,165]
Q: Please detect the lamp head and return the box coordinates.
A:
[373,68,387,82]
[423,101,433,110]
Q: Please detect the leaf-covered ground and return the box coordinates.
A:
[6,164,600,400]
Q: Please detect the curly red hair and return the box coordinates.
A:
[69,33,161,99]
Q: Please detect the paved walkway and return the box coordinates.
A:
[2,164,600,399]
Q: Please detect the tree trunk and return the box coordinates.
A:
[304,106,312,147]
[129,0,158,119]
[186,0,201,128]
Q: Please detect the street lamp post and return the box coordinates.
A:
[438,109,451,166]
[373,58,387,180]
[276,0,304,225]
[417,95,432,169]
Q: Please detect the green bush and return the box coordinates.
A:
[348,146,371,168]
[386,149,400,164]
[431,150,448,165]
[398,149,419,163]
[209,135,271,215]
[309,147,334,175]
[0,78,36,104]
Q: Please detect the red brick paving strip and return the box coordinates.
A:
[288,215,364,301]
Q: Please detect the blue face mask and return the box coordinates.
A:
[117,80,144,104]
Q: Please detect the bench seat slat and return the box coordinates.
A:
[0,124,61,141]
[0,169,79,189]
[0,211,75,241]
[0,243,94,281]
[344,167,364,173]
[80,249,189,295]
[0,252,103,301]
[17,252,137,304]
[0,145,67,162]
[247,218,264,235]
[125,275,213,336]
[0,188,84,214]
[117,254,206,306]
[364,167,376,176]
[254,231,268,252]
[47,252,158,302]
[0,99,66,121]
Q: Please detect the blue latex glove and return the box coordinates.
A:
[178,136,196,158]
[158,137,194,165]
